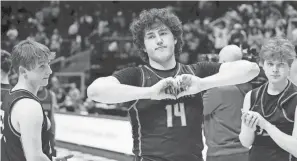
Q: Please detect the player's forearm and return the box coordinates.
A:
[87,82,151,104]
[265,123,297,157]
[239,126,255,148]
[200,60,259,91]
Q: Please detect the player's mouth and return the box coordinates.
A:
[271,75,280,78]
[155,46,167,50]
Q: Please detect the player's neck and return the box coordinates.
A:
[267,79,288,95]
[149,57,176,70]
[12,77,40,96]
[1,73,10,84]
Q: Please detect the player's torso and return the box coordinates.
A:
[1,90,52,161]
[250,82,297,161]
[128,64,204,160]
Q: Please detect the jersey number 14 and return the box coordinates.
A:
[165,103,187,127]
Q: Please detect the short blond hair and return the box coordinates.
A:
[259,37,296,66]
[11,40,55,74]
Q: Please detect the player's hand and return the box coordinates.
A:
[175,74,202,98]
[53,154,74,161]
[149,77,178,100]
[241,110,259,131]
[245,111,269,130]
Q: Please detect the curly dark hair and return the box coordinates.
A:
[1,50,12,73]
[129,8,184,63]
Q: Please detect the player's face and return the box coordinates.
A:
[143,23,177,64]
[263,59,290,84]
[26,59,52,86]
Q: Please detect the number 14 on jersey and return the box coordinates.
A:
[165,103,187,127]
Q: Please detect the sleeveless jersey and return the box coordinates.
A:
[37,88,53,120]
[1,83,11,102]
[1,89,52,161]
[128,63,204,161]
[250,81,297,161]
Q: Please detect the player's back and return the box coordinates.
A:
[203,83,251,156]
[1,89,52,161]
[128,63,204,161]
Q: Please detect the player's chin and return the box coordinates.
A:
[41,79,49,86]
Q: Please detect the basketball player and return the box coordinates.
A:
[1,50,12,102]
[37,86,58,157]
[1,40,72,161]
[240,37,297,161]
[88,8,260,161]
[1,50,12,160]
[203,45,252,161]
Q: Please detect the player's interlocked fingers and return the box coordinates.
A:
[245,111,269,130]
[241,110,260,131]
[149,77,178,100]
[53,154,74,161]
[175,74,202,99]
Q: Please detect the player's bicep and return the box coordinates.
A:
[15,99,44,159]
[242,91,252,112]
[191,62,221,78]
[292,106,297,138]
[112,67,142,86]
[241,91,252,129]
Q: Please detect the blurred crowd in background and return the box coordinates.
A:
[2,1,297,117]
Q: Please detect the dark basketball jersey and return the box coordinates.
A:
[1,83,11,103]
[37,88,53,120]
[249,81,297,161]
[125,63,216,161]
[1,89,52,161]
[37,88,56,156]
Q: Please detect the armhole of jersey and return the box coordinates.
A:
[128,66,145,110]
[8,97,45,138]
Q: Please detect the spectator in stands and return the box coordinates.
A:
[50,28,63,55]
[211,20,229,53]
[229,23,247,48]
[35,25,50,46]
[68,83,81,110]
[247,27,264,53]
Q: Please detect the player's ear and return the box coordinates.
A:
[19,66,28,78]
[174,37,177,45]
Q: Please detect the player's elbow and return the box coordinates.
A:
[87,83,101,100]
[246,62,260,79]
[87,78,109,101]
[239,133,252,148]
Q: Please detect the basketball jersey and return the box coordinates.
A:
[250,81,297,161]
[37,88,53,120]
[1,83,11,103]
[1,90,52,161]
[128,63,204,161]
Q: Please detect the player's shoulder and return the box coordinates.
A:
[13,98,42,114]
[113,66,141,75]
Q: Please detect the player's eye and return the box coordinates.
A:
[147,35,155,39]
